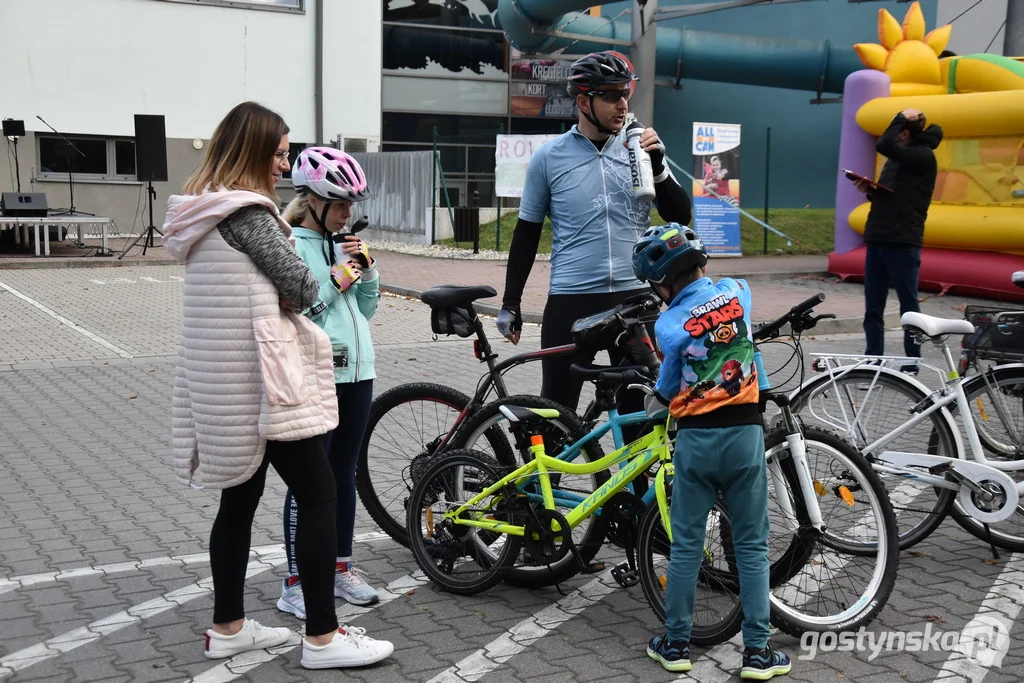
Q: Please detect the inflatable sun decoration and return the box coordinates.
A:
[853,1,951,96]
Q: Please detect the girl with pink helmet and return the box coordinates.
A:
[279,147,384,618]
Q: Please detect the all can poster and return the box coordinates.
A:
[692,123,742,256]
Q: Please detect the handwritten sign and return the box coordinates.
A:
[495,134,559,198]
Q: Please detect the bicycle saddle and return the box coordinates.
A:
[420,285,497,308]
[901,311,974,337]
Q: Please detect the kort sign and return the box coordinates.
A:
[495,134,559,198]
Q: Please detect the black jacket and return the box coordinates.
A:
[863,113,943,248]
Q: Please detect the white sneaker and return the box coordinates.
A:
[334,563,380,606]
[204,619,295,659]
[277,578,307,620]
[301,626,394,669]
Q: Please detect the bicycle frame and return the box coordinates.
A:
[806,350,1024,497]
[444,420,671,537]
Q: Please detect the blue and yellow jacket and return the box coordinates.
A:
[654,276,760,427]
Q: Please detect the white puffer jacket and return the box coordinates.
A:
[164,191,339,490]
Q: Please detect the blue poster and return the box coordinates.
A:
[692,123,742,256]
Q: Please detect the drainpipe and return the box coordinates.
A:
[315,0,324,144]
[631,0,658,126]
[1005,0,1024,57]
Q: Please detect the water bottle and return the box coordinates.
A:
[625,121,656,202]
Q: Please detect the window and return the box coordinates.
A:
[384,0,499,31]
[37,135,137,181]
[152,0,303,13]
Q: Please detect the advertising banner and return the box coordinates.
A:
[510,56,578,119]
[495,134,559,198]
[692,123,742,256]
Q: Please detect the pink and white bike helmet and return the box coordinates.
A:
[291,147,372,202]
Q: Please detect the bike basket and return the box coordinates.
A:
[962,305,1024,363]
[430,305,477,338]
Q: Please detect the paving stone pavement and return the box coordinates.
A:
[0,265,1022,682]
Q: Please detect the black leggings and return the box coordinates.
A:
[541,290,655,421]
[210,436,339,637]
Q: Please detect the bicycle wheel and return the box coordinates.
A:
[452,394,611,588]
[636,497,744,647]
[948,365,1024,550]
[356,382,514,547]
[762,427,899,637]
[406,449,521,595]
[789,368,960,549]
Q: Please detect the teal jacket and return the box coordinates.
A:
[291,226,379,383]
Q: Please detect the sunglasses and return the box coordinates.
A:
[590,88,632,104]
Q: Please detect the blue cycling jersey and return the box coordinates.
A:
[518,125,653,295]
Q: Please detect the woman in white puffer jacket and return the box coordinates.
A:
[162,101,392,670]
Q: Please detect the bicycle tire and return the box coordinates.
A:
[636,498,744,647]
[762,427,900,637]
[452,394,610,589]
[356,382,514,547]
[788,368,959,549]
[406,449,522,595]
[948,365,1024,550]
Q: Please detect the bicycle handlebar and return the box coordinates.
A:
[753,292,832,342]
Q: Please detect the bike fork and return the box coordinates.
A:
[778,405,825,532]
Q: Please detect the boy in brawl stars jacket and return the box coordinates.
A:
[632,224,790,681]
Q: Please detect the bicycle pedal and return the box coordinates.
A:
[580,561,607,575]
[611,562,639,588]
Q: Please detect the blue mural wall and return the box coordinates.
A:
[597,0,938,208]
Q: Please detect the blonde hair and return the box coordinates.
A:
[282,193,311,226]
[184,101,289,198]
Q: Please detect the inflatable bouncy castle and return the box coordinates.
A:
[829,2,1024,302]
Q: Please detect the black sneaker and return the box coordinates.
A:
[646,634,691,672]
[741,645,791,680]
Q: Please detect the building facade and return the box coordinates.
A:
[1,0,382,234]
[0,0,1011,241]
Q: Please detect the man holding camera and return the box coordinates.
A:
[851,108,943,362]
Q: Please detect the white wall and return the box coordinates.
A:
[936,0,1008,56]
[1,0,382,143]
[321,0,382,145]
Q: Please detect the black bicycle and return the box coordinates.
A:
[358,285,568,547]
[356,284,662,549]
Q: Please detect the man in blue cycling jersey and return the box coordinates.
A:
[496,51,692,413]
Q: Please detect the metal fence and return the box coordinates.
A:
[349,150,433,244]
[432,125,567,250]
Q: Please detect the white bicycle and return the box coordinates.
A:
[787,302,1024,552]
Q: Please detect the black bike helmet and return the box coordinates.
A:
[567,51,637,135]
[566,51,637,97]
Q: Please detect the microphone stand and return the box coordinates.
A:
[36,115,94,217]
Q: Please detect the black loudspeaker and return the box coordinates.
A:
[134,114,168,182]
[2,119,25,137]
[1,192,48,217]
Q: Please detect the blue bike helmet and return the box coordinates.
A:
[632,223,708,286]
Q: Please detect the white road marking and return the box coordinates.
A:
[0,532,391,596]
[932,553,1024,683]
[0,555,287,679]
[185,570,429,682]
[0,280,132,358]
[425,570,618,683]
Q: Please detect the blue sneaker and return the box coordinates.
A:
[646,634,691,672]
[741,645,791,680]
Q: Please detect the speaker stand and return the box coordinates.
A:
[119,181,163,259]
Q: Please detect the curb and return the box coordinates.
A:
[0,256,179,270]
[381,282,894,335]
